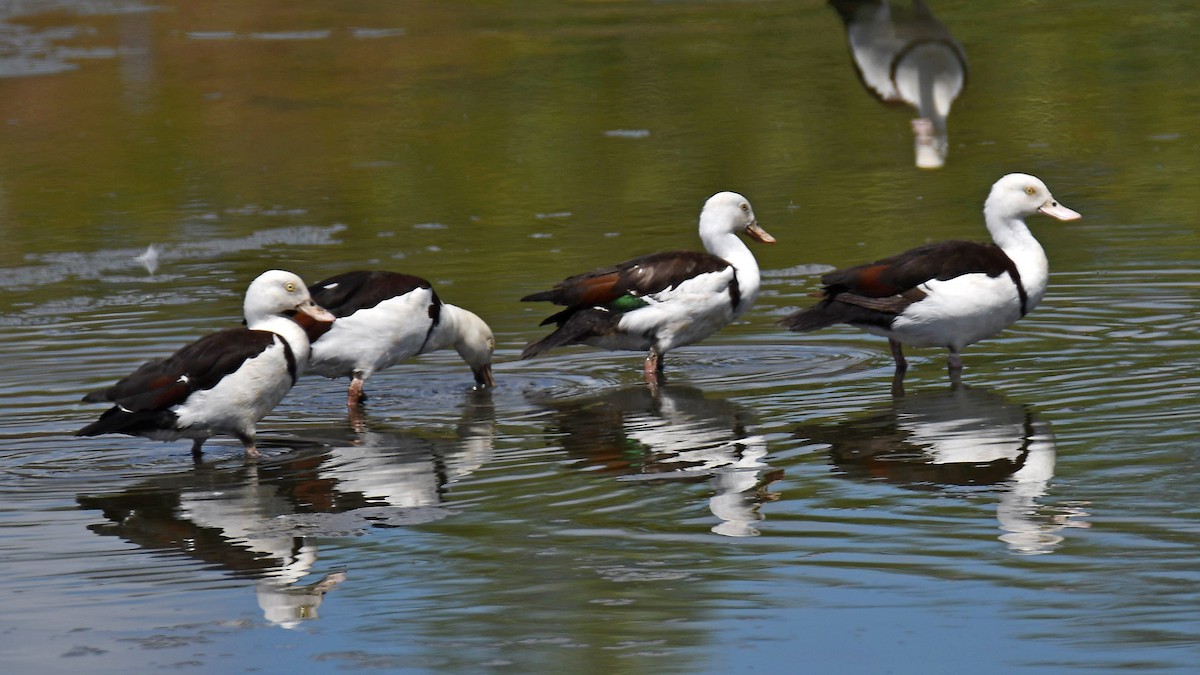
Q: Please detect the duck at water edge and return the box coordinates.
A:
[520,191,775,385]
[780,173,1080,384]
[305,270,496,410]
[77,270,336,460]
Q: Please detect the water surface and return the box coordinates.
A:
[1,1,1198,672]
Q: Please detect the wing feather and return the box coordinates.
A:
[522,251,731,308]
[309,270,438,318]
[83,328,278,412]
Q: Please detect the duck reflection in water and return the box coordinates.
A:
[76,395,496,626]
[796,386,1089,554]
[76,452,349,629]
[312,391,496,510]
[534,384,781,537]
[828,0,968,168]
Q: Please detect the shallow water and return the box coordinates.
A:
[2,1,1199,673]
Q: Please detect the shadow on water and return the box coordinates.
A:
[528,383,783,537]
[828,0,967,169]
[795,385,1090,555]
[75,394,497,628]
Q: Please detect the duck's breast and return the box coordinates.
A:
[888,271,1025,348]
[617,265,738,352]
[174,334,296,435]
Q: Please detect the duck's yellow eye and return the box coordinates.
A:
[1025,186,1037,195]
[740,203,749,212]
[285,282,296,292]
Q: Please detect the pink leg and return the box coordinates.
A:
[643,351,662,386]
[348,405,367,433]
[235,432,260,461]
[347,375,366,409]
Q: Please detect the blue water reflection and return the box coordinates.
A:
[1,0,1198,671]
[75,394,496,628]
[530,384,782,537]
[797,385,1090,555]
[77,448,350,629]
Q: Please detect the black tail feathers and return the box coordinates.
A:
[779,304,843,333]
[520,308,619,360]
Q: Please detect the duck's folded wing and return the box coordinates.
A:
[522,251,731,308]
[83,328,279,411]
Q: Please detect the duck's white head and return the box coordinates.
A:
[445,305,496,389]
[699,191,776,246]
[243,269,337,332]
[985,173,1081,223]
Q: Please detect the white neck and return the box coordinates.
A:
[983,202,1049,308]
[422,303,471,355]
[700,224,762,317]
[249,315,312,370]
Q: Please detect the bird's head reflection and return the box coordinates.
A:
[316,395,497,510]
[75,395,496,628]
[76,448,347,628]
[533,384,782,537]
[796,385,1089,554]
[829,0,968,168]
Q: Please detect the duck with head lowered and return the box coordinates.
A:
[780,173,1080,383]
[305,270,496,410]
[520,191,775,385]
[77,270,336,460]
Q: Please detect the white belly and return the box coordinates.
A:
[174,338,295,437]
[877,273,1030,350]
[308,290,435,379]
[613,269,741,354]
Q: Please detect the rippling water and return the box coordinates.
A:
[5,240,1197,672]
[2,1,1199,673]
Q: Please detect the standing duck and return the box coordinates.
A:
[305,270,496,409]
[77,270,336,460]
[521,191,775,385]
[780,173,1079,381]
[829,0,968,168]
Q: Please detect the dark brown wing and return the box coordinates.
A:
[521,251,732,308]
[781,240,1018,333]
[308,270,439,318]
[82,328,283,412]
[821,241,1016,298]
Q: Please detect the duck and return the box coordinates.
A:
[780,173,1080,381]
[305,270,496,409]
[76,270,336,460]
[829,0,968,168]
[520,191,775,385]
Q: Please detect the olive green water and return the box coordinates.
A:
[1,1,1198,673]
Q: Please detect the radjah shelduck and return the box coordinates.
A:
[520,191,775,385]
[780,173,1080,382]
[77,270,336,460]
[305,270,496,409]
